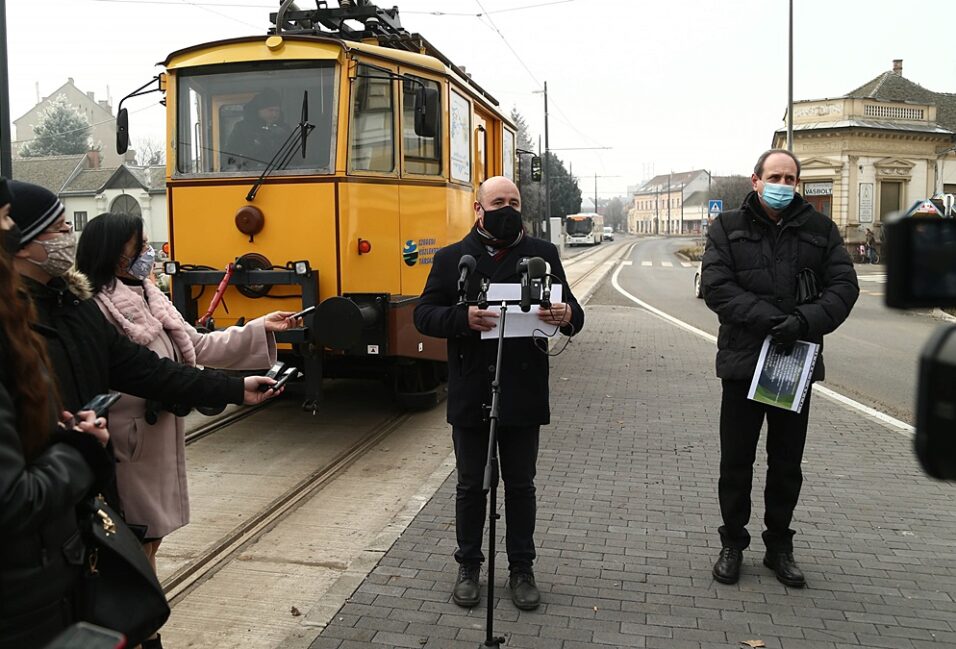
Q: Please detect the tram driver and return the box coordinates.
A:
[224,88,292,171]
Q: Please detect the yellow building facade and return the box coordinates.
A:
[773,60,956,246]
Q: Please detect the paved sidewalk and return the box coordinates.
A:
[308,301,956,649]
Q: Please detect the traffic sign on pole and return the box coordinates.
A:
[708,200,723,217]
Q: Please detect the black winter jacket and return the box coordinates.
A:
[22,272,245,413]
[414,229,585,427]
[0,332,112,646]
[701,191,859,381]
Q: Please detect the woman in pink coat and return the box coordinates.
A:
[76,212,298,649]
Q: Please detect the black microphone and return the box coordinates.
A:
[540,261,553,309]
[517,257,532,312]
[518,257,548,312]
[457,254,477,302]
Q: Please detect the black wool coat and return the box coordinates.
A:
[22,272,245,414]
[701,191,859,381]
[0,331,112,644]
[414,229,585,427]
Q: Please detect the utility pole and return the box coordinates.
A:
[543,81,551,221]
[666,173,672,235]
[787,0,794,152]
[0,0,11,179]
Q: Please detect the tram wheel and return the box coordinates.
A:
[393,360,445,411]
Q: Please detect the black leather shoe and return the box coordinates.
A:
[763,551,806,588]
[508,568,541,610]
[712,547,743,584]
[452,563,481,607]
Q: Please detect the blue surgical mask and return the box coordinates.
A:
[762,183,795,211]
[127,245,156,281]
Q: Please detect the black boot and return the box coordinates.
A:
[763,551,806,588]
[452,563,480,607]
[712,547,743,584]
[142,635,164,649]
[508,567,540,610]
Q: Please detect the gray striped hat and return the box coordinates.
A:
[8,180,65,249]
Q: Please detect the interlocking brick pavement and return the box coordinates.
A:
[309,302,956,648]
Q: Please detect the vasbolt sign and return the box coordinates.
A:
[403,240,419,266]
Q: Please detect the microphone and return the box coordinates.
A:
[518,257,548,312]
[457,254,477,303]
[540,261,553,309]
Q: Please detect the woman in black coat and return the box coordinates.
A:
[0,188,113,648]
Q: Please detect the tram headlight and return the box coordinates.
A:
[292,260,311,276]
[163,261,180,275]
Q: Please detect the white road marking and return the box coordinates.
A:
[858,274,887,283]
[641,261,652,267]
[621,261,633,266]
[681,262,693,268]
[661,261,673,267]
[611,260,915,437]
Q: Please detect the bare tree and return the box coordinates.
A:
[135,137,166,166]
[711,175,753,212]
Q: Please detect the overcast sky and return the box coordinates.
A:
[8,0,956,197]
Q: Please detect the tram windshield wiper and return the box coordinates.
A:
[246,91,315,202]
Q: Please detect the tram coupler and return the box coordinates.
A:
[167,265,322,408]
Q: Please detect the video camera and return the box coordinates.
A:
[884,211,956,480]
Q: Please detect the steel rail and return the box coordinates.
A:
[164,410,410,605]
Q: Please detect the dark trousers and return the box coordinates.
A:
[718,379,812,553]
[452,424,539,571]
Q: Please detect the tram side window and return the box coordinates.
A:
[350,65,395,173]
[402,76,440,175]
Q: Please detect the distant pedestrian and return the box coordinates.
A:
[414,176,585,611]
[701,149,859,588]
[865,228,877,264]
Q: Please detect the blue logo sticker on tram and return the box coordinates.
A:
[403,240,419,266]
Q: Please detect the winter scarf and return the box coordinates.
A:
[94,280,197,367]
[474,223,525,260]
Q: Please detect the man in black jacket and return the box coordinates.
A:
[702,149,858,588]
[8,181,278,418]
[414,176,584,610]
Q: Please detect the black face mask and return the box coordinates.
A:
[2,222,21,256]
[481,205,523,241]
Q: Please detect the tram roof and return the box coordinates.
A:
[163,34,514,126]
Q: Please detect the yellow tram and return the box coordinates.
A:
[118,2,518,409]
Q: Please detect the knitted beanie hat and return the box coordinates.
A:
[8,180,65,249]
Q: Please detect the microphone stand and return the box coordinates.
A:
[481,298,508,648]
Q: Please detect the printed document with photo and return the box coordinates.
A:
[480,283,564,339]
[747,336,820,413]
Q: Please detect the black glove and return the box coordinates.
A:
[769,313,807,352]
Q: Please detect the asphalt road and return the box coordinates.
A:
[588,236,937,424]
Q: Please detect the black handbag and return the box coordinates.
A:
[76,495,170,646]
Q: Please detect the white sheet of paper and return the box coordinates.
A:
[480,283,564,339]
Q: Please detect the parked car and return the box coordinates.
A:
[694,261,703,299]
[603,226,614,241]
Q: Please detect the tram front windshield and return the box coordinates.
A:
[176,61,337,176]
[566,218,594,235]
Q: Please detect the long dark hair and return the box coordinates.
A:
[0,251,58,461]
[76,212,145,293]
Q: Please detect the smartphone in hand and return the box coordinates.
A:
[289,305,316,320]
[258,362,287,391]
[82,393,122,417]
[270,367,298,391]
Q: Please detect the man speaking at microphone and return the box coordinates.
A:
[415,176,584,611]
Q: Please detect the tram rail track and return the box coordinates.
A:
[164,410,410,605]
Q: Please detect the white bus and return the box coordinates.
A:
[565,213,604,246]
